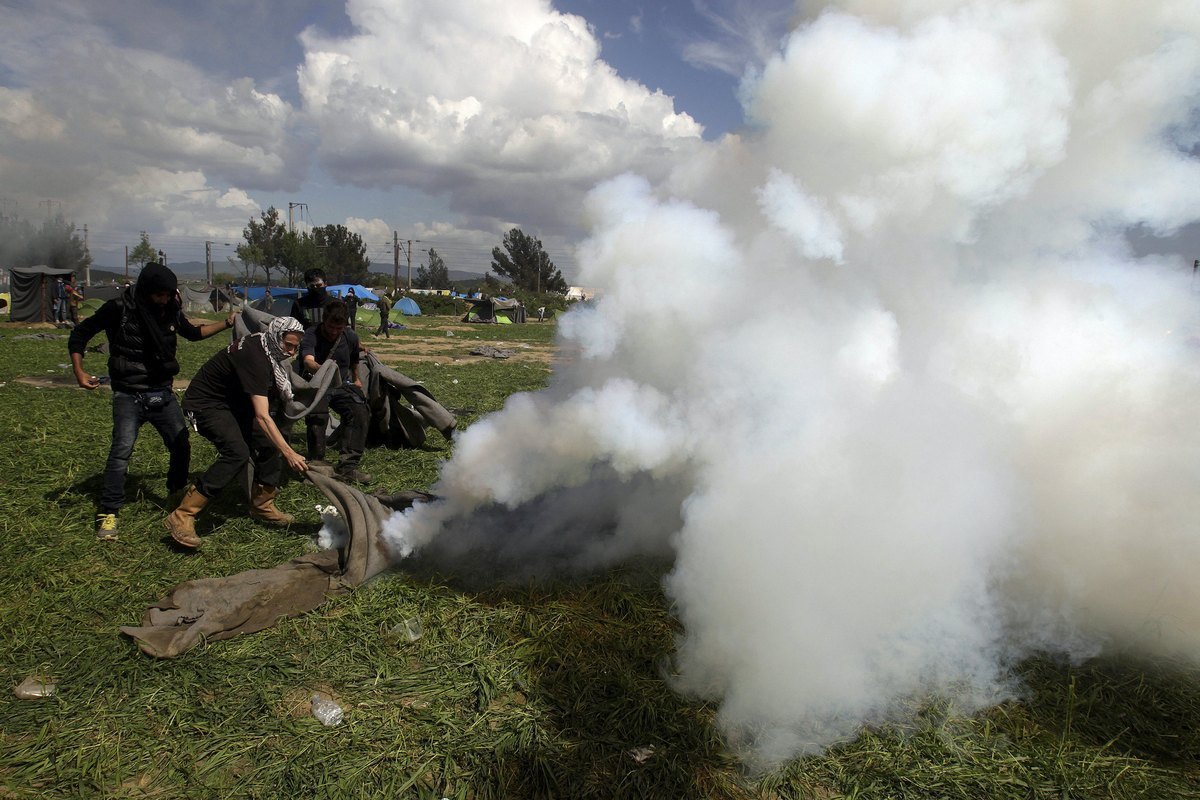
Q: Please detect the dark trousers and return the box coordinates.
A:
[377,312,389,337]
[191,406,282,497]
[305,385,369,468]
[101,390,190,513]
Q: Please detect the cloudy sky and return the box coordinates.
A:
[0,0,797,278]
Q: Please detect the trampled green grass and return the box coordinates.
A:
[1,315,1199,798]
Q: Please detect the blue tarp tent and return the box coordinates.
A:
[395,296,422,316]
[241,286,302,301]
[239,287,301,317]
[327,284,379,302]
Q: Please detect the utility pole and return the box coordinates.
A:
[124,246,129,282]
[393,231,400,293]
[82,224,90,286]
[206,241,213,285]
[406,239,413,289]
[288,202,308,232]
[391,234,421,291]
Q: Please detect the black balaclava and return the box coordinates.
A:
[135,262,178,300]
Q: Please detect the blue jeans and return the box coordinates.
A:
[100,390,191,513]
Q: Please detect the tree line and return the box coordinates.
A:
[2,207,570,295]
[414,227,567,294]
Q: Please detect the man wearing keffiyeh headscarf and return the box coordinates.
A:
[166,315,308,549]
[68,262,238,541]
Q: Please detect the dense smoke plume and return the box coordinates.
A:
[383,0,1200,762]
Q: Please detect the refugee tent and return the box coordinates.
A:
[7,264,74,322]
[326,284,379,302]
[462,296,525,323]
[180,285,240,314]
[240,286,301,317]
[87,285,124,302]
[395,296,422,316]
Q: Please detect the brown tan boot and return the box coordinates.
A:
[164,486,208,549]
[250,482,294,525]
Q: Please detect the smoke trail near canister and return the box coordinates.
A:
[383,0,1200,762]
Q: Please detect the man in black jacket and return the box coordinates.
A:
[69,263,236,540]
[290,268,330,329]
[299,300,371,484]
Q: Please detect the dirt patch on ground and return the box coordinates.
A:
[13,375,192,390]
[0,322,61,330]
[363,336,558,365]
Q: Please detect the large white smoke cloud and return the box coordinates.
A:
[383,0,1200,764]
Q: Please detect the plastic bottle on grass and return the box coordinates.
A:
[311,695,344,727]
[14,675,57,700]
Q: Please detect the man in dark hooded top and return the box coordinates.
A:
[290,268,330,329]
[69,263,238,541]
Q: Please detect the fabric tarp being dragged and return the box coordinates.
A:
[236,305,456,447]
[180,285,241,314]
[120,472,433,658]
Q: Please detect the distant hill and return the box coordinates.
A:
[85,260,209,285]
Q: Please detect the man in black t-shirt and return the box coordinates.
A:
[291,268,330,329]
[164,317,309,549]
[300,300,371,484]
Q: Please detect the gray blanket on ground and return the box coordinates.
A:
[119,472,433,658]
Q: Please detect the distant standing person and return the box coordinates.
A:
[52,277,66,323]
[164,316,308,549]
[376,292,392,338]
[291,268,330,329]
[65,274,84,324]
[344,288,359,330]
[68,262,237,540]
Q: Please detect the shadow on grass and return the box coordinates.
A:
[393,563,757,799]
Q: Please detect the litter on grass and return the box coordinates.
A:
[14,675,56,700]
[629,746,656,764]
[310,694,345,726]
[389,616,423,642]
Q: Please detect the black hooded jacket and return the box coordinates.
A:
[68,264,204,392]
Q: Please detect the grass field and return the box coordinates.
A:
[1,313,1199,799]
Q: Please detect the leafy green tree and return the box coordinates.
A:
[490,228,566,293]
[238,207,286,285]
[129,231,157,268]
[313,224,370,284]
[228,254,259,287]
[414,247,450,289]
[280,230,321,286]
